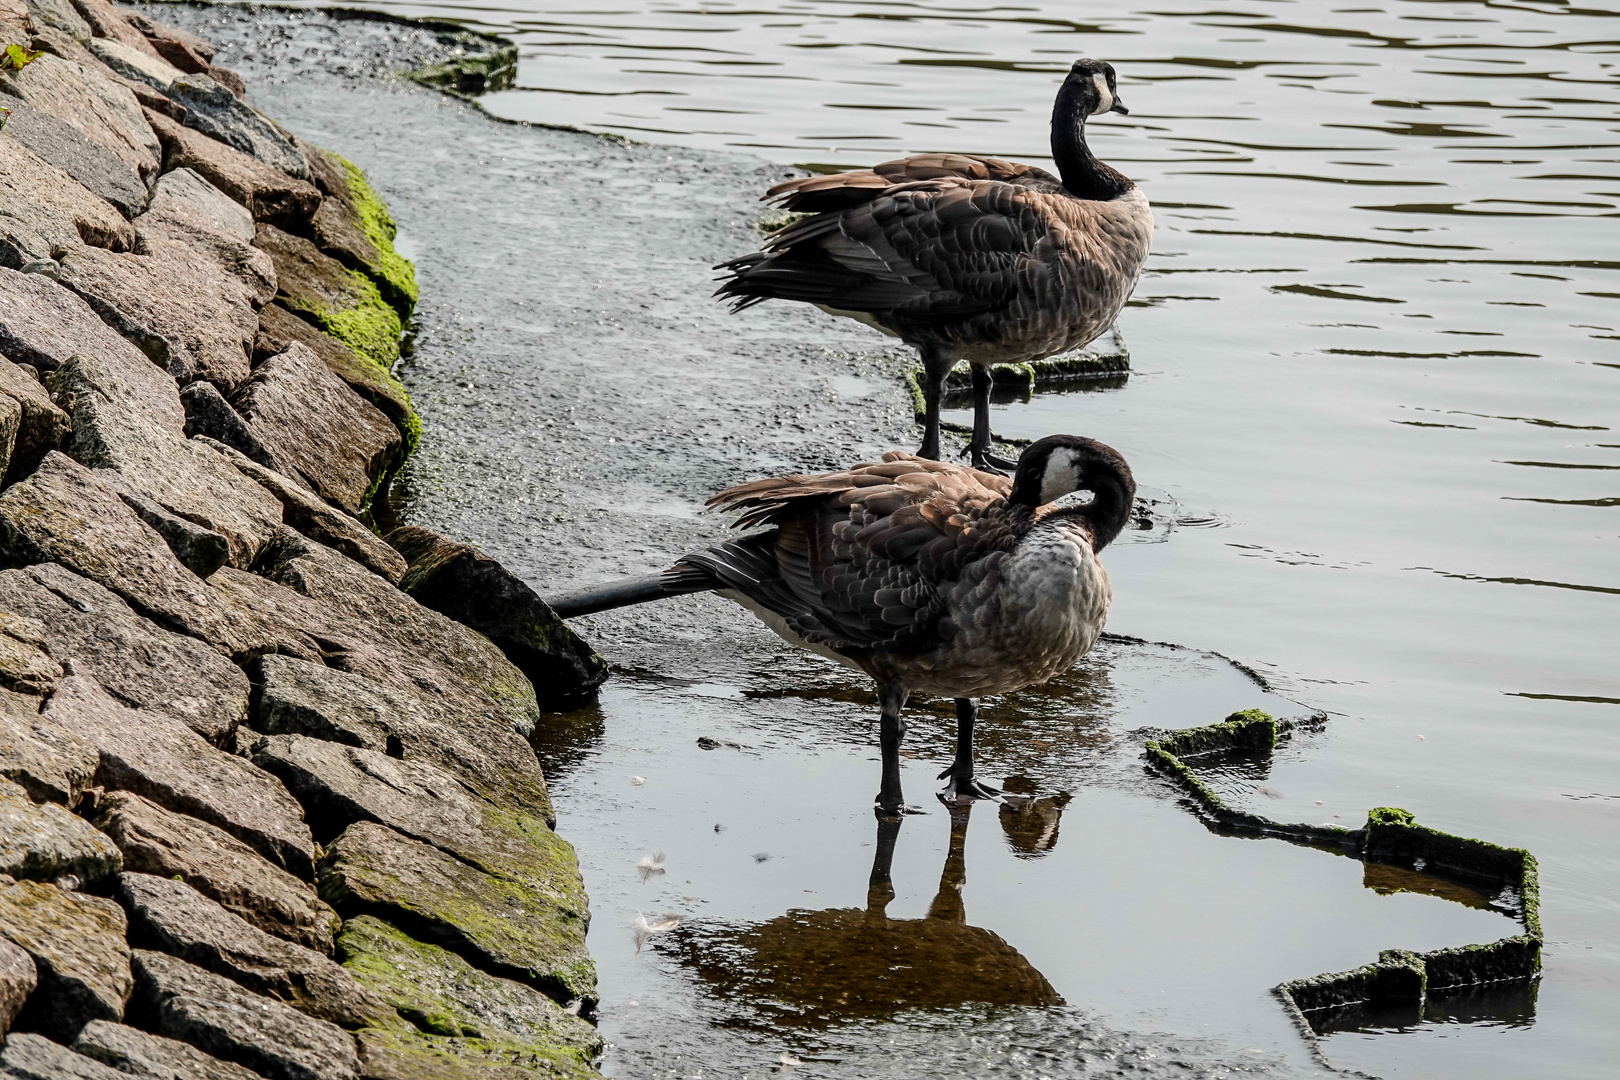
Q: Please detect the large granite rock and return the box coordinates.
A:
[182,381,297,477]
[114,873,395,1030]
[196,438,406,584]
[102,476,231,580]
[253,302,414,452]
[0,135,134,268]
[0,679,98,805]
[0,609,56,699]
[253,224,399,372]
[0,53,159,182]
[389,527,608,712]
[232,343,398,514]
[50,350,284,567]
[42,675,314,878]
[0,100,146,217]
[144,108,318,226]
[67,0,159,57]
[0,357,70,483]
[130,949,360,1080]
[0,563,249,744]
[24,0,91,42]
[0,878,130,1040]
[0,935,34,1041]
[338,915,601,1059]
[121,9,213,69]
[0,390,14,485]
[93,791,337,953]
[299,144,415,317]
[319,822,594,1008]
[0,777,120,883]
[137,166,276,316]
[169,72,305,179]
[74,1020,263,1080]
[252,654,546,817]
[0,267,150,374]
[0,1033,128,1080]
[87,34,180,92]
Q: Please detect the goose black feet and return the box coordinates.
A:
[937,762,1003,802]
[968,447,1019,475]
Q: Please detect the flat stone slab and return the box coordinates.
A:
[0,135,133,268]
[253,223,400,371]
[0,100,146,218]
[114,872,395,1030]
[131,949,360,1080]
[0,266,152,375]
[51,349,284,568]
[232,342,399,514]
[0,564,248,745]
[0,1033,128,1080]
[144,107,319,227]
[0,357,71,484]
[254,302,413,445]
[24,0,91,40]
[42,675,314,879]
[74,1020,264,1080]
[253,654,546,817]
[0,681,97,805]
[0,935,34,1041]
[390,527,608,712]
[88,34,183,93]
[0,878,130,1041]
[0,53,160,181]
[93,791,337,954]
[319,821,595,1007]
[0,777,121,884]
[149,167,255,244]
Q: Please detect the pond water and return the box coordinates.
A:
[233,0,1616,1074]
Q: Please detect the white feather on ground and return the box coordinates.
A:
[637,850,666,882]
[633,911,683,952]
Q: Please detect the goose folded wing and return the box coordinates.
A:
[768,154,1061,213]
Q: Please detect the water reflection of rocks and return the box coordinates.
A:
[658,801,1063,1027]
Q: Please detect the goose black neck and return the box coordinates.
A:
[1069,467,1135,552]
[1051,79,1132,201]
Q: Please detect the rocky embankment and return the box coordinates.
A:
[0,2,611,1077]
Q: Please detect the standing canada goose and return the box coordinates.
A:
[546,435,1135,813]
[714,59,1152,472]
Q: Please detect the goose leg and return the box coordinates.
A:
[939,698,1002,801]
[967,365,1020,475]
[875,684,914,817]
[917,346,952,461]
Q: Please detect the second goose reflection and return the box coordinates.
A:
[659,799,1067,1026]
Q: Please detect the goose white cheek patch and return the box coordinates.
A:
[1039,450,1083,506]
[1091,74,1114,115]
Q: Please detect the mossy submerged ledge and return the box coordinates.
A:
[1144,710,1542,1058]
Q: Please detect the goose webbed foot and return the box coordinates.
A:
[937,763,1002,803]
[967,446,1019,475]
[874,797,929,819]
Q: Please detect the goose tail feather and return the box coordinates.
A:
[545,564,717,619]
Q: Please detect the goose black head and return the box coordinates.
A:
[1007,435,1137,551]
[1065,59,1128,118]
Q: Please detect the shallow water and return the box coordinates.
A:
[192,0,1619,1074]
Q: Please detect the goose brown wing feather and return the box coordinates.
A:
[766,154,1062,213]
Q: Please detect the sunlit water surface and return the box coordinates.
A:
[266,0,1616,1074]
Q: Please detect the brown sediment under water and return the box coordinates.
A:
[182,0,1620,1074]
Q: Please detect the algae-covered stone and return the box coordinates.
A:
[114,872,397,1030]
[0,564,248,745]
[130,949,360,1080]
[0,878,130,1040]
[338,915,601,1060]
[0,356,71,484]
[0,1033,128,1080]
[93,791,338,954]
[300,144,416,318]
[253,302,415,455]
[0,775,121,883]
[253,223,400,372]
[74,1020,264,1080]
[356,1028,602,1080]
[143,108,320,227]
[0,934,34,1040]
[231,342,400,514]
[43,675,315,878]
[0,134,134,266]
[319,822,595,1007]
[388,527,608,712]
[0,54,160,182]
[0,267,150,374]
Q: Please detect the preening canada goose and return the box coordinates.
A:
[546,435,1136,813]
[714,59,1153,472]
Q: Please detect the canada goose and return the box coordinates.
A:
[546,434,1135,814]
[714,59,1152,472]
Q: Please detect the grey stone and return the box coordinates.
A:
[111,483,231,580]
[143,109,320,227]
[0,266,150,374]
[0,101,146,217]
[50,350,284,566]
[150,166,254,243]
[0,391,13,483]
[390,527,608,712]
[0,682,97,806]
[0,564,248,745]
[113,873,396,1030]
[232,342,399,514]
[195,438,406,584]
[0,609,54,701]
[0,935,34,1041]
[24,0,90,41]
[0,357,70,483]
[252,654,547,817]
[130,949,360,1080]
[0,54,160,182]
[121,10,213,66]
[0,0,29,51]
[0,777,120,884]
[0,1034,127,1080]
[42,675,314,878]
[74,1020,263,1080]
[181,380,295,477]
[0,134,134,267]
[318,822,595,1008]
[137,166,275,309]
[66,0,158,56]
[0,878,130,1040]
[92,791,337,954]
[169,73,306,180]
[253,303,411,439]
[86,35,181,93]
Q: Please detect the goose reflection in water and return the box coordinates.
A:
[659,798,1066,1027]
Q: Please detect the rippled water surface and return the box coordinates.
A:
[252,0,1616,1074]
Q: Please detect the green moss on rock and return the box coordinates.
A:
[357,1027,600,1080]
[335,156,418,315]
